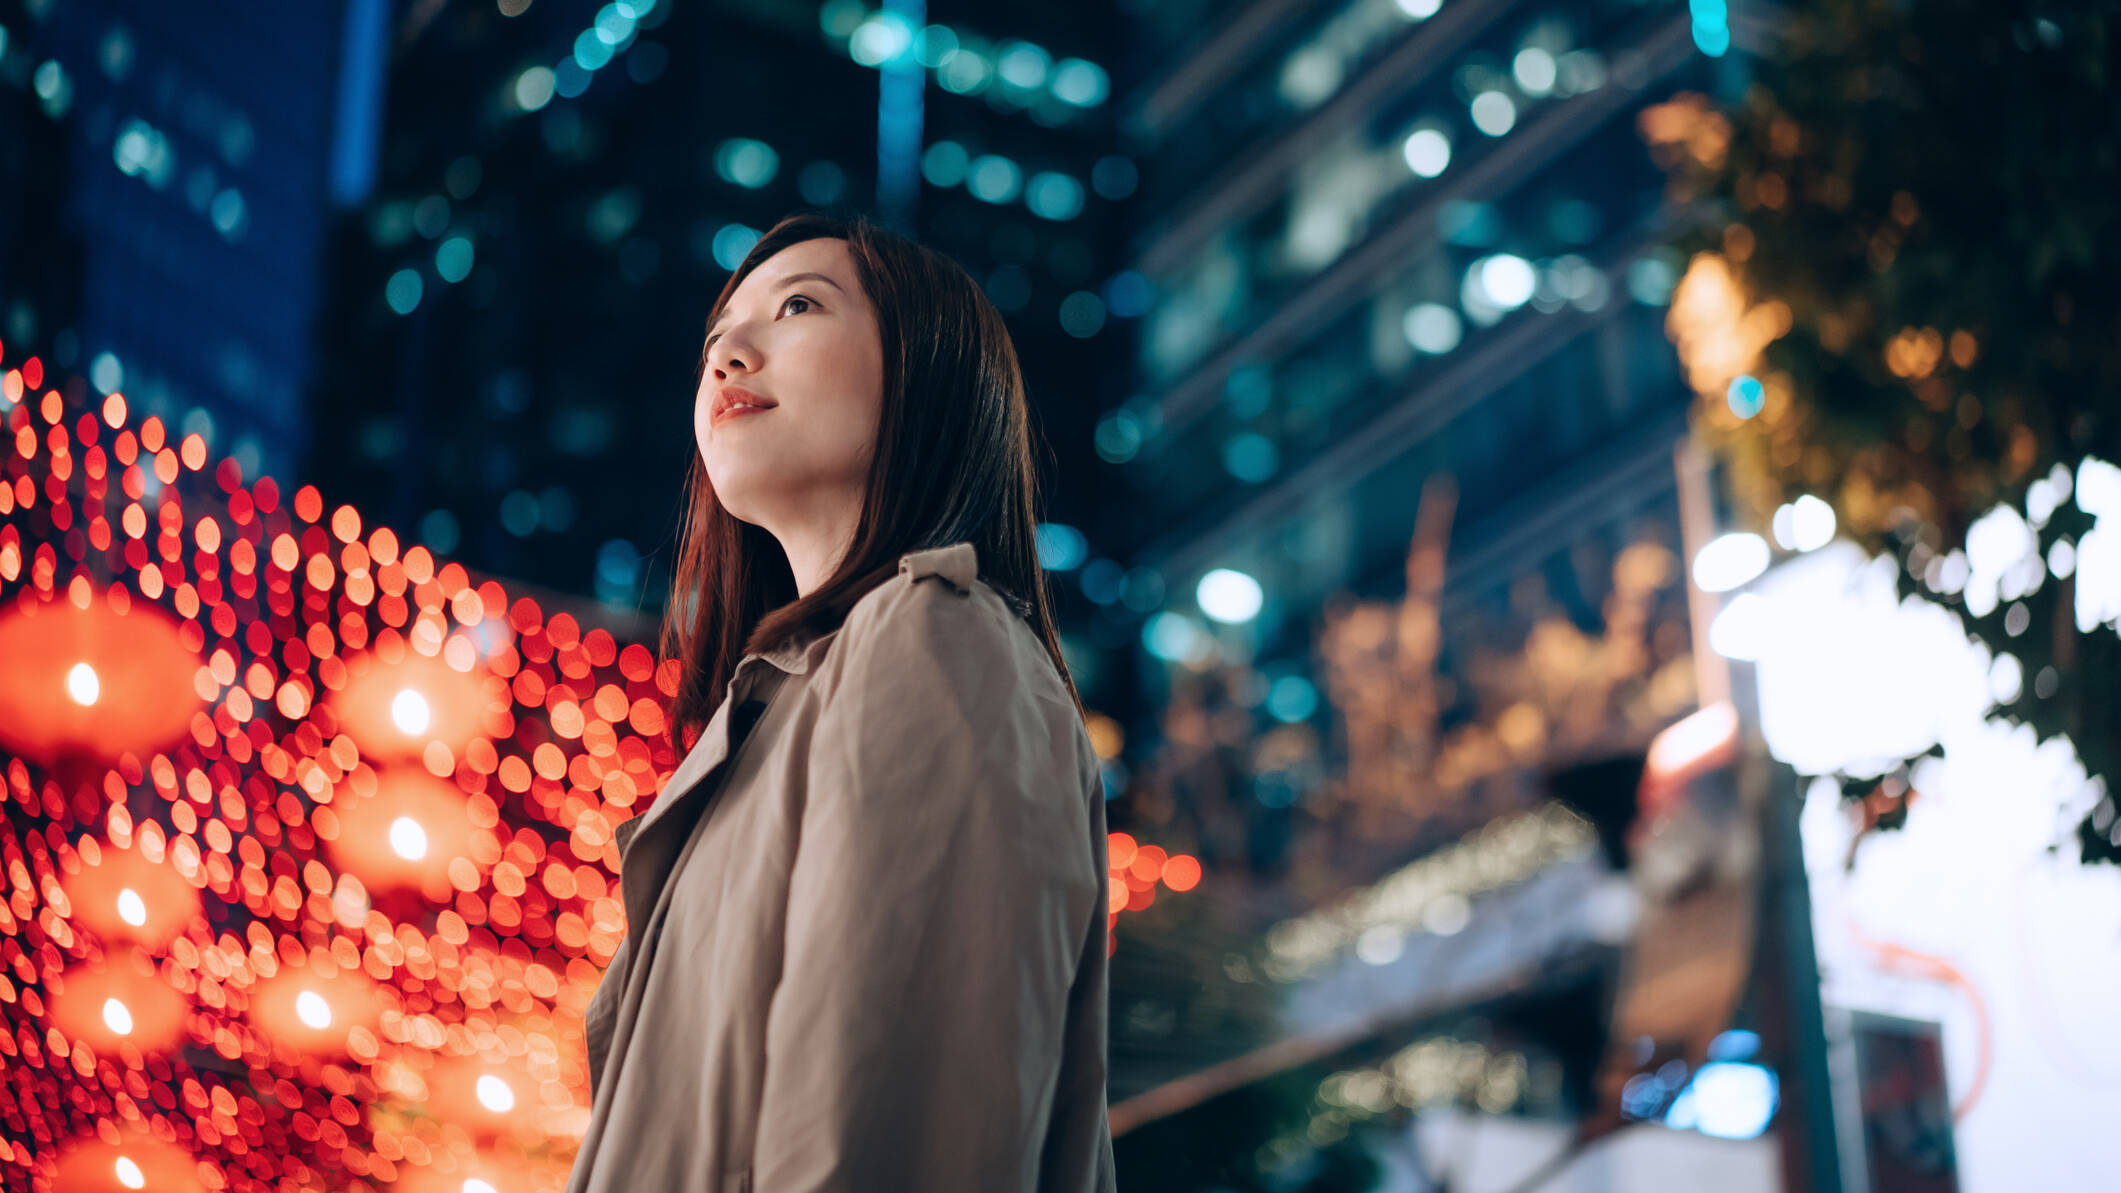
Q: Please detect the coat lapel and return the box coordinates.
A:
[614,659,782,941]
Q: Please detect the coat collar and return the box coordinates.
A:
[614,541,981,869]
[614,542,984,900]
[738,541,981,674]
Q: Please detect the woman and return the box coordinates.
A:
[563,211,1118,1193]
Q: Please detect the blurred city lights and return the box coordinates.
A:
[1692,531,1769,592]
[920,139,968,187]
[1035,522,1089,570]
[1266,675,1319,723]
[1144,611,1215,664]
[714,138,779,188]
[1665,1062,1776,1138]
[1051,58,1110,107]
[1771,494,1836,551]
[1690,0,1732,58]
[1475,254,1536,310]
[1726,373,1765,418]
[1403,302,1464,353]
[1401,126,1452,178]
[1513,47,1558,96]
[1470,91,1517,136]
[1026,171,1085,220]
[967,154,1023,203]
[1196,567,1264,624]
[1708,591,1770,661]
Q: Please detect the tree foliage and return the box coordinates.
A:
[1645,0,2121,861]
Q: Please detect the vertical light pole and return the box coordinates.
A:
[1675,437,1843,1192]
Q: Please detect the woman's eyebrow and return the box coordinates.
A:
[707,272,847,339]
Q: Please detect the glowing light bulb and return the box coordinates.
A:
[389,816,429,860]
[103,997,133,1035]
[391,687,432,734]
[116,887,147,926]
[67,661,100,705]
[115,1157,146,1189]
[476,1074,516,1112]
[296,989,332,1030]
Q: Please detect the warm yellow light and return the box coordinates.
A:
[67,661,100,705]
[391,687,432,734]
[296,989,333,1030]
[116,887,147,926]
[103,997,133,1035]
[389,816,429,860]
[476,1074,515,1112]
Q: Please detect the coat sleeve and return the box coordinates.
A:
[751,578,1100,1191]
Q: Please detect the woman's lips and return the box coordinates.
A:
[712,403,774,428]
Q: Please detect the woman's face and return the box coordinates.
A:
[696,238,885,536]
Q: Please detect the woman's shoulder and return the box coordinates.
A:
[844,542,1013,638]
[829,542,1052,693]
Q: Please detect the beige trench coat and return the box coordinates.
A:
[564,541,1118,1193]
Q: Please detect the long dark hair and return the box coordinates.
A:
[658,210,1084,754]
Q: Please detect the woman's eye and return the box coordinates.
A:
[708,295,813,347]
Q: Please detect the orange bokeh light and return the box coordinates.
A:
[249,962,386,1061]
[48,956,191,1056]
[328,648,491,761]
[48,1129,207,1193]
[63,840,203,948]
[323,770,482,900]
[0,594,202,766]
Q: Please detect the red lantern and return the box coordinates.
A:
[322,770,482,901]
[327,648,492,762]
[48,955,189,1057]
[248,961,386,1062]
[410,1054,573,1139]
[0,593,201,767]
[62,839,203,948]
[47,1128,206,1193]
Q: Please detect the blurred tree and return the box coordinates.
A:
[1644,0,2121,862]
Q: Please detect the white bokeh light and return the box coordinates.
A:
[1476,254,1536,309]
[477,1074,516,1112]
[1196,568,1264,624]
[296,989,333,1030]
[103,997,133,1035]
[1771,493,1837,552]
[1401,127,1450,178]
[391,687,432,735]
[389,816,429,860]
[1512,47,1558,95]
[67,661,99,705]
[1692,532,1769,593]
[1469,90,1517,135]
[116,887,147,926]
